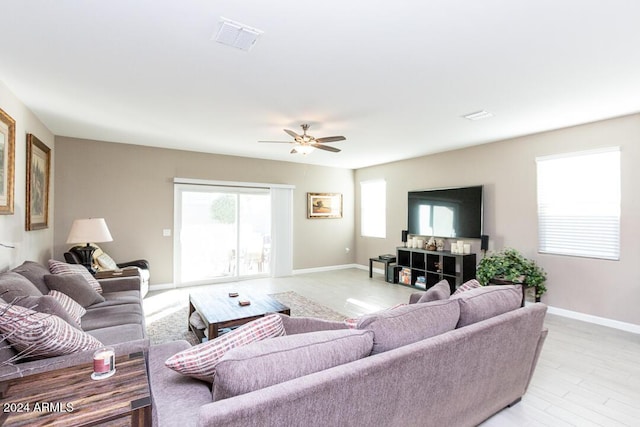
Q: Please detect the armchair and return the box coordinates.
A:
[64,245,149,297]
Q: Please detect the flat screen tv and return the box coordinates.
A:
[407,185,483,238]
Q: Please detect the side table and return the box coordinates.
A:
[369,256,396,282]
[0,352,151,426]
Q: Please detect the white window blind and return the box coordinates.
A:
[360,180,386,238]
[536,147,620,260]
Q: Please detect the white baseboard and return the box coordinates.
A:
[546,305,640,335]
[148,282,176,292]
[293,264,360,275]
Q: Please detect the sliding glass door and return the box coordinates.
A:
[175,184,271,286]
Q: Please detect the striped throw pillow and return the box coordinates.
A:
[48,259,103,294]
[0,302,102,359]
[452,279,482,295]
[165,314,285,382]
[48,290,87,326]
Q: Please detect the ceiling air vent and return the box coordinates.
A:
[463,110,494,121]
[214,18,263,52]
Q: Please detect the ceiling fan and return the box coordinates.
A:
[259,124,346,154]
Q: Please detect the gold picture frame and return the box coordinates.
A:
[307,193,343,219]
[0,108,15,215]
[26,134,51,230]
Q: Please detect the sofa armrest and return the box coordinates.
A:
[275,313,348,335]
[117,259,150,270]
[97,276,141,293]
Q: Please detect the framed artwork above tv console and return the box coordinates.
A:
[396,247,476,293]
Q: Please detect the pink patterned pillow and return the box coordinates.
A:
[48,259,103,294]
[452,279,482,296]
[344,303,407,329]
[165,314,285,382]
[0,302,102,359]
[48,290,86,326]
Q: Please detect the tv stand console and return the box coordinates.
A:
[396,247,476,292]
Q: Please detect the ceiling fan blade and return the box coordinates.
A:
[258,140,294,143]
[311,143,341,153]
[315,136,346,143]
[284,129,301,139]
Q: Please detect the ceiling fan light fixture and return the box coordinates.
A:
[297,145,315,155]
[214,18,263,51]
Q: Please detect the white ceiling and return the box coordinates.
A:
[1,1,639,169]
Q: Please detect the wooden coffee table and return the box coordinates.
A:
[188,291,290,341]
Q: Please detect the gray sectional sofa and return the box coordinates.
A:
[149,284,548,427]
[0,261,147,380]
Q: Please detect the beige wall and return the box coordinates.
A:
[0,81,55,270]
[53,137,355,284]
[355,113,640,326]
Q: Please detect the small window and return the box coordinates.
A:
[536,147,620,260]
[360,180,386,238]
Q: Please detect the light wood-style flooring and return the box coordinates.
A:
[146,268,640,427]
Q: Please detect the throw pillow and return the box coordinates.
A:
[48,259,103,294]
[96,252,118,271]
[450,284,522,328]
[0,271,43,303]
[0,302,102,359]
[44,274,105,308]
[48,290,87,326]
[344,303,407,329]
[12,294,82,329]
[451,278,482,296]
[357,299,460,355]
[165,314,285,382]
[11,261,51,295]
[417,279,451,303]
[213,329,374,401]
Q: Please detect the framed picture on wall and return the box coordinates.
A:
[26,133,51,230]
[0,107,15,215]
[307,192,343,219]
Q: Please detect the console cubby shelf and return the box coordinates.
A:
[396,247,476,292]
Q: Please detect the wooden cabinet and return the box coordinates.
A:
[396,247,476,293]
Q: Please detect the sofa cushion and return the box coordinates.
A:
[44,274,105,308]
[165,314,285,382]
[417,279,451,303]
[452,278,482,296]
[87,290,140,308]
[13,294,82,329]
[357,299,460,355]
[450,284,522,328]
[48,290,86,326]
[275,313,348,335]
[96,252,118,270]
[0,272,43,303]
[148,341,212,427]
[48,259,103,294]
[87,323,146,345]
[11,261,50,295]
[0,302,102,359]
[81,304,144,331]
[213,329,375,401]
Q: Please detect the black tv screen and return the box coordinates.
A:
[407,186,483,238]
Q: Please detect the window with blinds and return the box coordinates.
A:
[536,147,620,260]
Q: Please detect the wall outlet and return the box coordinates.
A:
[162,229,172,237]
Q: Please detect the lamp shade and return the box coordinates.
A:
[66,218,113,244]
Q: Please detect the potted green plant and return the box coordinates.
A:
[476,248,547,300]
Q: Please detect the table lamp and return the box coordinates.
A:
[66,218,113,273]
